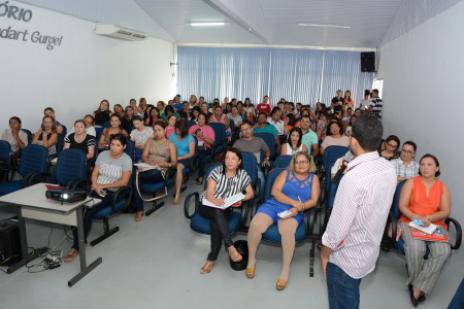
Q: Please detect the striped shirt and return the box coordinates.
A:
[204,166,251,200]
[322,151,396,279]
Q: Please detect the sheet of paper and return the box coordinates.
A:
[409,220,438,235]
[203,192,245,209]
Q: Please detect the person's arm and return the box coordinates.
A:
[87,145,95,160]
[427,185,451,222]
[398,179,425,221]
[98,129,108,148]
[302,175,320,211]
[201,128,214,146]
[13,131,27,149]
[32,128,41,144]
[179,139,195,160]
[41,132,58,148]
[312,143,320,157]
[161,141,177,168]
[97,170,132,191]
[57,125,63,135]
[280,143,288,156]
[141,139,157,166]
[205,178,225,206]
[271,170,301,209]
[301,144,308,154]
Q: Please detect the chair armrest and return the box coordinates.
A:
[446,217,462,250]
[184,192,199,219]
[111,186,132,212]
[390,212,398,243]
[25,172,49,185]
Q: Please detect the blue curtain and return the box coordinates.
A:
[177,46,374,106]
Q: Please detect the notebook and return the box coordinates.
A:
[203,192,245,210]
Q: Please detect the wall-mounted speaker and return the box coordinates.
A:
[361,52,376,72]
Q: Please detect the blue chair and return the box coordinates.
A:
[0,145,48,196]
[254,132,277,160]
[135,168,174,217]
[273,155,292,169]
[21,129,32,145]
[209,122,227,157]
[322,146,348,209]
[241,152,260,224]
[53,149,87,189]
[183,164,248,235]
[125,140,135,163]
[0,141,11,182]
[56,125,67,154]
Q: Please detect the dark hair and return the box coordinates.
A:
[110,113,122,127]
[44,107,55,114]
[364,89,371,96]
[132,115,143,123]
[385,135,400,149]
[403,140,417,152]
[288,127,303,149]
[84,114,95,125]
[285,113,296,126]
[372,89,379,94]
[419,153,441,177]
[327,120,344,136]
[153,120,167,130]
[109,133,127,147]
[175,118,189,138]
[257,112,267,119]
[351,115,383,151]
[221,147,243,174]
[9,116,21,124]
[74,119,85,127]
[198,112,209,124]
[164,105,175,115]
[271,106,281,116]
[130,98,136,103]
[239,121,252,130]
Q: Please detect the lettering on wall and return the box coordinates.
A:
[0,1,64,51]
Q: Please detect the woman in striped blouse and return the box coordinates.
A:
[199,148,254,274]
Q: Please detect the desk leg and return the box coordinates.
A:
[68,206,102,287]
[7,209,35,273]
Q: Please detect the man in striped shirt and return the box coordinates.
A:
[321,115,397,309]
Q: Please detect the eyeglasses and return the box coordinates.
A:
[401,149,414,154]
[387,143,398,148]
[295,160,310,164]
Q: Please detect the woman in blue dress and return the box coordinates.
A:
[246,151,320,290]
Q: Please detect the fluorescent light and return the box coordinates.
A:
[298,23,351,29]
[189,22,227,27]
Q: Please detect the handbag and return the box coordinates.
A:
[134,163,169,202]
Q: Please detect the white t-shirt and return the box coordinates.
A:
[130,127,153,147]
[1,129,28,153]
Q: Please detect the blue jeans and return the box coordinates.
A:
[327,263,361,309]
[449,278,464,309]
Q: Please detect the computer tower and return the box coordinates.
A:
[0,218,21,265]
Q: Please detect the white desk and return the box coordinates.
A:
[0,183,102,287]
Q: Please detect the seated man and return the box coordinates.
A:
[391,141,419,182]
[299,115,319,157]
[233,122,270,194]
[1,116,28,156]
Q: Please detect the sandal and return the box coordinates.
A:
[63,249,79,263]
[200,261,215,274]
[135,211,144,222]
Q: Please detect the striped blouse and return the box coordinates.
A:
[204,165,251,200]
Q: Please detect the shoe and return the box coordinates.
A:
[63,249,79,263]
[200,261,214,274]
[408,284,418,307]
[173,195,180,205]
[245,267,256,279]
[276,278,288,291]
[135,211,144,222]
[228,247,243,263]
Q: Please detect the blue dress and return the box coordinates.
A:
[257,170,314,224]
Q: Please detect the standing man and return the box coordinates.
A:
[321,115,396,309]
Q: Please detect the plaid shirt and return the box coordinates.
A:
[392,158,419,179]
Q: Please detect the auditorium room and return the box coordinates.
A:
[0,0,463,308]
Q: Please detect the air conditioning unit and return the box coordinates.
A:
[95,24,146,41]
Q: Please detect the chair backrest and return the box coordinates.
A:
[204,163,222,189]
[323,146,349,192]
[0,140,11,161]
[391,180,406,220]
[263,168,286,201]
[254,132,276,159]
[55,149,87,186]
[241,152,258,187]
[274,155,292,169]
[209,123,226,146]
[18,145,49,177]
[125,140,135,162]
[56,125,68,154]
[21,129,33,145]
[187,120,196,129]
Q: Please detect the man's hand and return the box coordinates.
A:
[320,245,332,275]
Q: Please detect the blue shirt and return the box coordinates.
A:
[169,134,194,158]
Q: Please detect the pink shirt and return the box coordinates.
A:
[165,126,175,138]
[188,124,215,148]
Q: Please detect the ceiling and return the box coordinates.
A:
[17,0,464,49]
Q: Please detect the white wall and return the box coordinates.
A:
[0,1,175,130]
[378,1,464,219]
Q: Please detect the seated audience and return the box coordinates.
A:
[145,106,162,127]
[246,152,320,290]
[43,107,64,134]
[280,127,307,155]
[63,134,132,263]
[380,135,400,160]
[210,104,231,136]
[268,107,285,136]
[199,148,254,274]
[94,99,111,127]
[98,114,128,150]
[254,112,279,138]
[391,141,419,182]
[138,97,148,115]
[130,116,153,151]
[1,116,28,155]
[83,114,97,137]
[123,106,135,133]
[32,115,58,158]
[283,113,296,136]
[398,154,451,306]
[134,120,177,222]
[320,120,350,155]
[63,119,96,161]
[188,113,215,184]
[227,105,243,127]
[299,115,319,157]
[169,119,195,204]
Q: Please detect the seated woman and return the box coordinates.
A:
[94,99,111,128]
[320,120,350,155]
[43,107,64,135]
[188,113,215,184]
[246,151,320,290]
[134,120,176,222]
[63,134,132,263]
[209,104,231,137]
[32,115,58,158]
[63,119,96,161]
[98,114,128,150]
[1,116,28,156]
[130,116,153,151]
[380,135,400,160]
[398,154,451,306]
[199,148,254,274]
[165,115,177,139]
[227,105,243,127]
[169,119,195,205]
[280,127,307,156]
[83,114,97,137]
